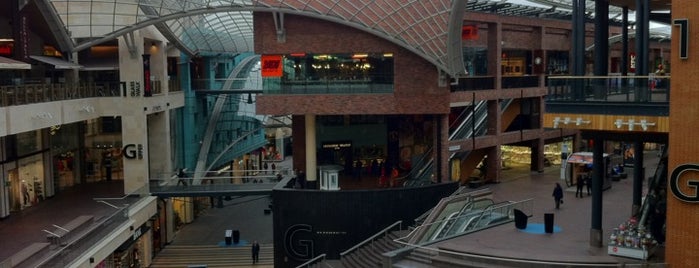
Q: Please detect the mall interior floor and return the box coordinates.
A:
[0,151,666,266]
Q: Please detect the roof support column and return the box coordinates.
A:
[621,6,629,77]
[593,0,609,77]
[572,0,586,101]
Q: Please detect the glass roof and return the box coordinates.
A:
[46,0,669,73]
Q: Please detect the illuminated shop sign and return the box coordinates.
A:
[322,142,351,150]
[261,55,283,77]
[669,163,699,203]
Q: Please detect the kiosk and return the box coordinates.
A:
[318,165,342,190]
[562,152,611,190]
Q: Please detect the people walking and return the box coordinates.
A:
[585,173,592,196]
[553,183,564,209]
[176,168,188,186]
[575,174,584,198]
[251,240,260,264]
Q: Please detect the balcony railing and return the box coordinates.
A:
[263,77,394,94]
[546,75,670,103]
[451,75,541,91]
[0,80,180,107]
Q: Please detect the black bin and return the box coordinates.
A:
[225,230,232,245]
[233,230,240,244]
[544,213,554,233]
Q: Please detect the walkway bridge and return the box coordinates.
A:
[149,169,293,198]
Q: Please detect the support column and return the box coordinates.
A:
[122,114,149,195]
[531,138,545,173]
[593,0,609,100]
[305,114,317,189]
[572,0,586,100]
[632,142,645,216]
[487,22,502,90]
[590,138,604,247]
[621,7,629,77]
[436,115,449,183]
[147,112,172,180]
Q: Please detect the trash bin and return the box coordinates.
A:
[225,230,232,245]
[233,230,240,244]
[544,213,554,233]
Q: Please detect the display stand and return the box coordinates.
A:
[607,245,656,260]
[318,165,342,191]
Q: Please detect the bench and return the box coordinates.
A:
[45,215,94,246]
[5,242,50,267]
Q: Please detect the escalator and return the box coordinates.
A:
[639,146,668,230]
[402,99,515,186]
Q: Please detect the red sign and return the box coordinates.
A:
[0,45,10,56]
[261,55,283,77]
[462,25,478,40]
[629,52,636,73]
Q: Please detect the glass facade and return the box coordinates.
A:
[263,53,394,94]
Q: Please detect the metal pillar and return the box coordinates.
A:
[632,142,645,216]
[590,139,604,247]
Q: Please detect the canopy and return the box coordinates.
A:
[0,56,31,70]
[30,55,82,69]
[566,152,610,164]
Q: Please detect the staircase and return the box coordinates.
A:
[337,230,409,268]
[149,244,273,267]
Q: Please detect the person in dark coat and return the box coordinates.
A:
[585,173,592,196]
[576,174,584,198]
[251,240,260,264]
[553,183,564,209]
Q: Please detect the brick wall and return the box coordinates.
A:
[254,13,449,115]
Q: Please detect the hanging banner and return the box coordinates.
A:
[143,54,152,97]
[261,55,283,77]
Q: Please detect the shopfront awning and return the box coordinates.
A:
[0,56,31,70]
[29,55,82,69]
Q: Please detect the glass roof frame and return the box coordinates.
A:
[46,0,669,76]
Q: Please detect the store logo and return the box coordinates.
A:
[284,224,314,261]
[669,163,699,203]
[123,144,144,160]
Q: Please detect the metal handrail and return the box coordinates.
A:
[295,253,327,268]
[340,220,402,257]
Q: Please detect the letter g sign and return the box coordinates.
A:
[669,164,699,203]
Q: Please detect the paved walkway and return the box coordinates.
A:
[0,152,666,266]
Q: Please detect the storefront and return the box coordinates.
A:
[50,123,81,190]
[109,224,151,268]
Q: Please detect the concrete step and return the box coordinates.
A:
[150,244,273,268]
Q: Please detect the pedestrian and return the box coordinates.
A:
[263,162,268,174]
[177,168,188,186]
[585,173,592,196]
[575,174,584,198]
[553,183,563,209]
[103,152,113,181]
[271,163,276,174]
[354,160,362,180]
[251,240,260,264]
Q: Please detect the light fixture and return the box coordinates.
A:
[640,120,656,131]
[613,119,656,131]
[575,117,590,126]
[614,119,624,129]
[552,116,589,128]
[553,117,561,128]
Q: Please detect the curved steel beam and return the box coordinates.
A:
[70,5,455,77]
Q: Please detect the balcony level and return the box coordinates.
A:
[543,76,669,139]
